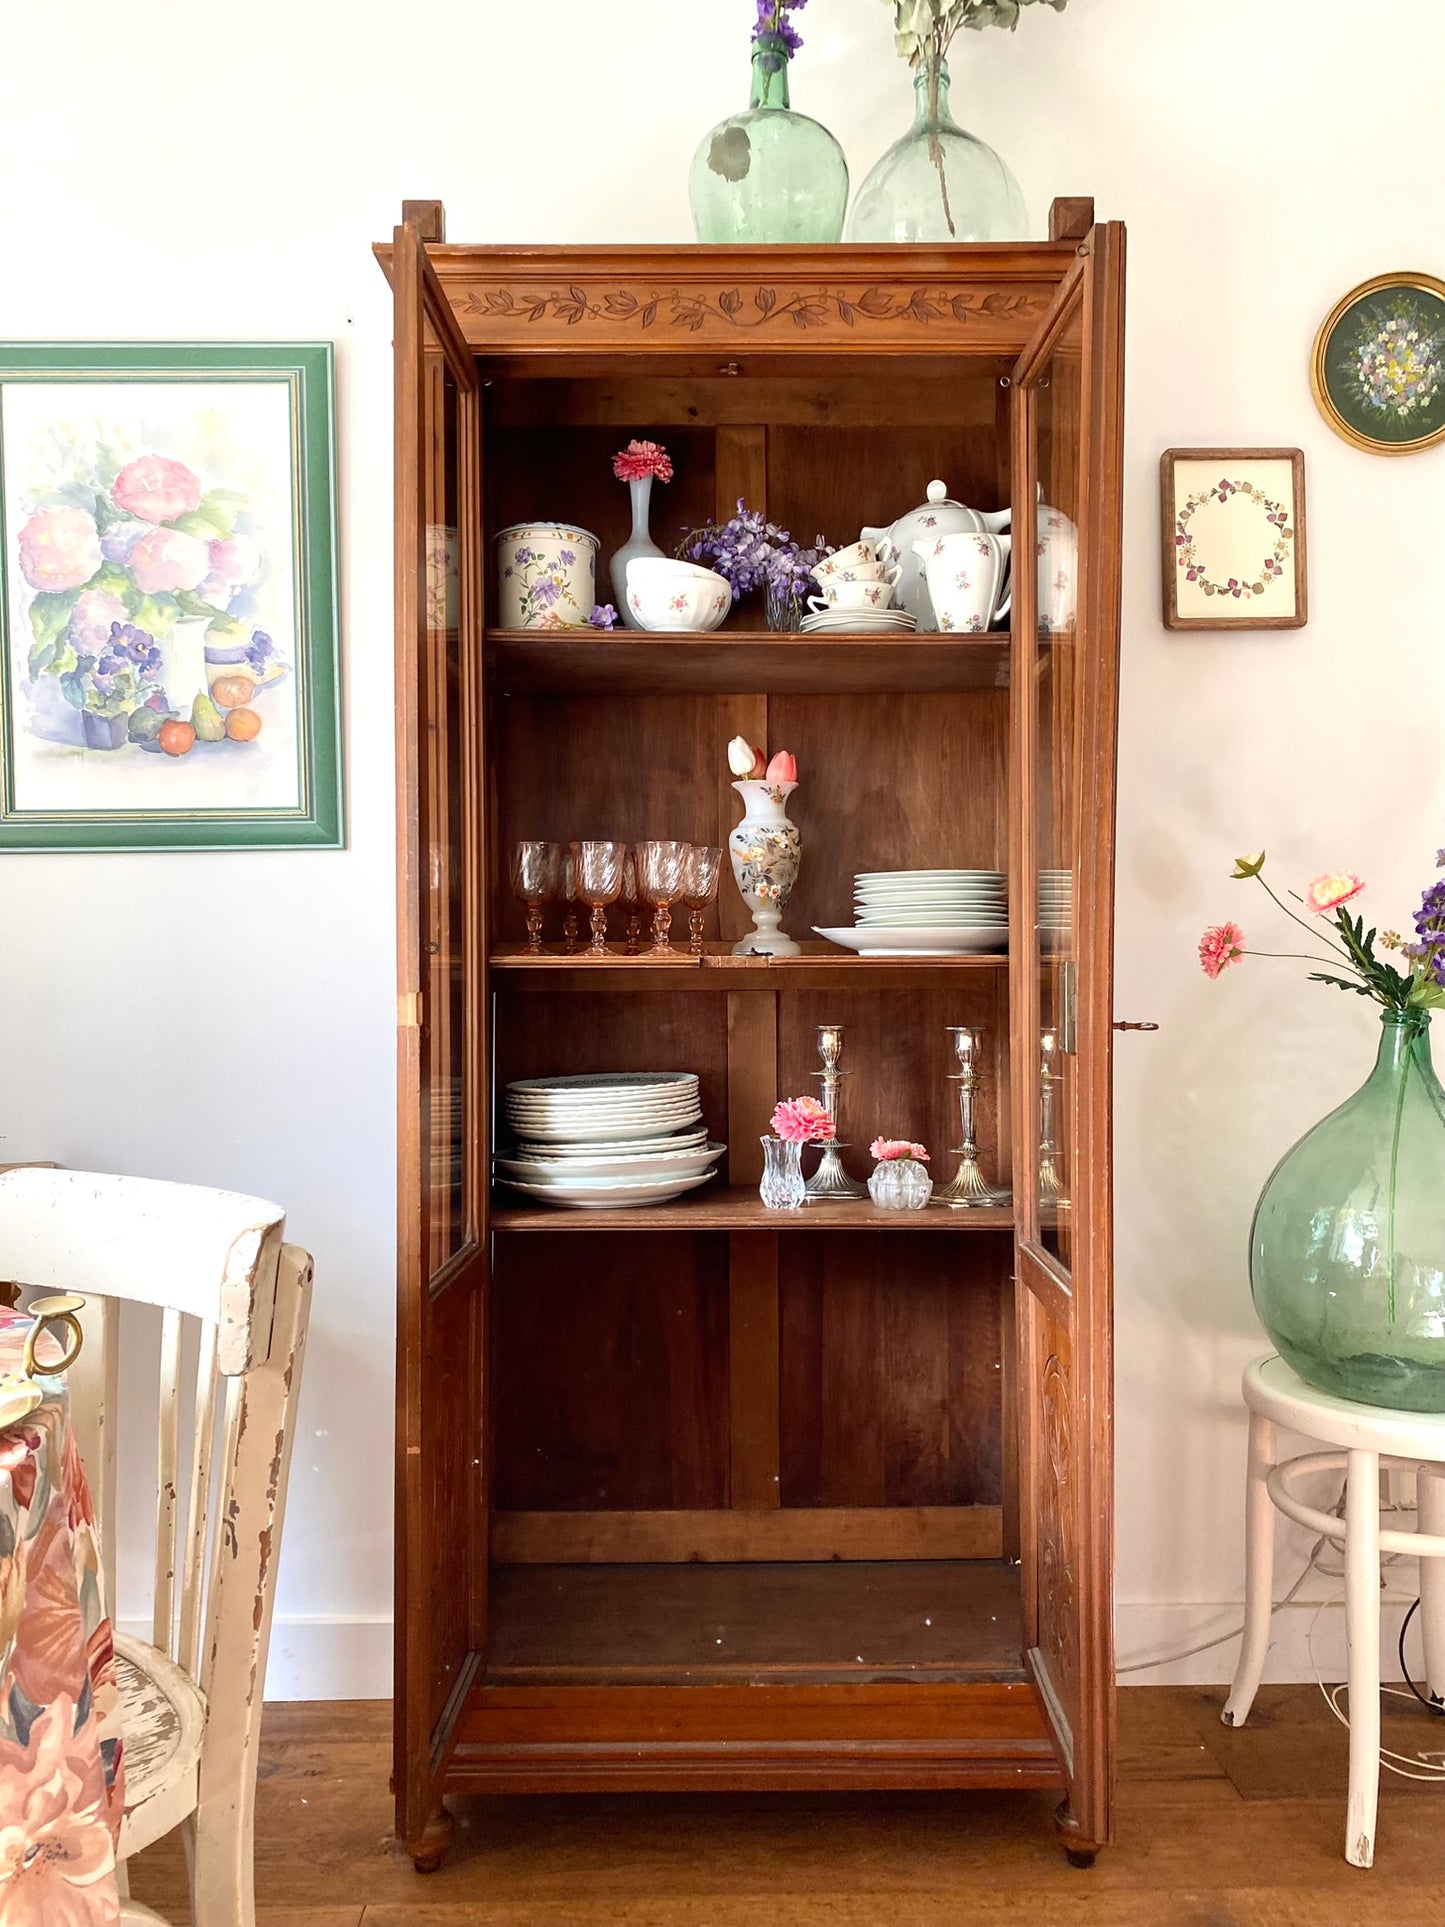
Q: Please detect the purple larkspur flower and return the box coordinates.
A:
[587,603,618,630]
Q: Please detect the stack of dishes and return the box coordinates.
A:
[799,608,917,637]
[814,869,1009,957]
[497,1073,723,1209]
[1039,869,1073,952]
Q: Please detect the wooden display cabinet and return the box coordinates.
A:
[379,196,1125,1873]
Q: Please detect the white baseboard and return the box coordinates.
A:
[1115,1592,1420,1687]
[118,1613,393,1701]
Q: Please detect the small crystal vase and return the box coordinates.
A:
[610,476,666,630]
[759,1135,806,1211]
[867,1158,934,1211]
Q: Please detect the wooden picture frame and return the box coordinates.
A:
[0,342,341,850]
[1312,272,1445,455]
[1160,447,1306,631]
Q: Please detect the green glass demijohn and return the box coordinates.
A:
[689,32,848,244]
[847,56,1028,243]
[1250,1010,1445,1413]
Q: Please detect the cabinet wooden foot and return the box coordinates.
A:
[408,1805,455,1874]
[1055,1799,1104,1868]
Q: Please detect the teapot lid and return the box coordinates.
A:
[924,480,958,507]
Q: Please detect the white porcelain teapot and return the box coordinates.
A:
[861,480,1011,630]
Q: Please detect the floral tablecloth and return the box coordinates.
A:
[0,1311,123,1924]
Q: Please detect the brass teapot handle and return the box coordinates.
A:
[22,1294,86,1379]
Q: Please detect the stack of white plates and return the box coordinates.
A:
[799,609,918,636]
[497,1073,722,1209]
[1039,869,1072,951]
[814,869,1008,957]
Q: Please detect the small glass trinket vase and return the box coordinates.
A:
[867,1158,934,1211]
[689,32,848,245]
[759,1135,806,1210]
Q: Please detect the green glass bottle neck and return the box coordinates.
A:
[913,55,960,132]
[1371,1008,1438,1084]
[749,34,792,110]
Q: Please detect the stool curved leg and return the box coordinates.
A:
[1223,1411,1278,1728]
[1417,1467,1445,1706]
[1344,1447,1380,1870]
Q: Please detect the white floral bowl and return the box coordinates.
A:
[625,560,731,632]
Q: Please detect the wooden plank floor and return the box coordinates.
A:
[128,1685,1445,1926]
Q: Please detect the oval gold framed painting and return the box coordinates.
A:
[1312,273,1445,454]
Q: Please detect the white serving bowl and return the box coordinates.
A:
[625,559,732,632]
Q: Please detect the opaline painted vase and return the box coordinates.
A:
[689,34,848,245]
[610,477,666,631]
[1251,1011,1445,1412]
[729,778,801,957]
[847,56,1027,244]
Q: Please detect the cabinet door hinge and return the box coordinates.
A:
[398,991,425,1030]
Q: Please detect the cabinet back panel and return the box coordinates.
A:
[766,424,1005,557]
[779,1232,1007,1510]
[492,1231,730,1511]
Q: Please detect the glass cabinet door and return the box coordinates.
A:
[1009,223,1125,1856]
[391,216,488,1863]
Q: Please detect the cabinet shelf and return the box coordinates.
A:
[486,628,1010,695]
[491,1183,1013,1233]
[490,941,1007,990]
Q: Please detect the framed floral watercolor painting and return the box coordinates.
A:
[1312,273,1445,455]
[1160,448,1307,632]
[0,342,340,850]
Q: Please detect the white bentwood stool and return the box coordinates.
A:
[1222,1354,1445,1869]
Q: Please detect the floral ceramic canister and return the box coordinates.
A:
[495,523,599,629]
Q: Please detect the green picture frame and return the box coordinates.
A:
[0,341,341,850]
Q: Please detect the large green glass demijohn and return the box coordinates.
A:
[847,54,1027,242]
[689,29,848,244]
[1251,1009,1445,1413]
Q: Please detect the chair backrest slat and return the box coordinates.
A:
[154,1307,183,1654]
[179,1317,220,1677]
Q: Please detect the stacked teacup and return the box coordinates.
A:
[801,540,916,635]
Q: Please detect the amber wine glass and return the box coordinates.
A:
[572,840,626,956]
[682,844,723,955]
[510,841,561,954]
[637,840,689,954]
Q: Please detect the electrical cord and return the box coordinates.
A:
[1397,1596,1445,1718]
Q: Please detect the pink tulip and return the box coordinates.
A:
[128,526,209,594]
[765,749,797,785]
[112,453,202,525]
[17,506,101,592]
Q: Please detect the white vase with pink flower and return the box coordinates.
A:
[727,738,801,956]
[609,439,673,629]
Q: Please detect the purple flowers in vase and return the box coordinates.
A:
[676,499,830,632]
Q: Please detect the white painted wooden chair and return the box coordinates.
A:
[1222,1354,1445,1869]
[0,1167,313,1927]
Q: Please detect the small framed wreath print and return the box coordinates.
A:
[1160,448,1306,632]
[1312,272,1445,455]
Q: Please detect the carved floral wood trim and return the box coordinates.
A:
[462,283,1048,333]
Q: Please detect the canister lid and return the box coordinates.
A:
[494,523,599,549]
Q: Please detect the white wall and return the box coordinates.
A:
[3,0,1442,1696]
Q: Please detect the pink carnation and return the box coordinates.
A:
[16,507,101,592]
[612,439,674,484]
[1198,921,1246,979]
[770,1096,835,1144]
[128,527,209,594]
[1305,871,1365,914]
[111,453,201,525]
[870,1137,930,1163]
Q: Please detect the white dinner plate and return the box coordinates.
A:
[497,1142,725,1183]
[507,1072,696,1095]
[501,1171,716,1210]
[814,924,1009,955]
[510,1126,710,1158]
[509,1113,703,1145]
[855,869,1003,881]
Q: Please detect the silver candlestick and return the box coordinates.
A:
[1039,1026,1063,1204]
[935,1025,1011,1209]
[804,1023,867,1200]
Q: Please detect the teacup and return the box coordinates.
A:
[912,532,1011,634]
[814,540,878,582]
[807,576,899,614]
